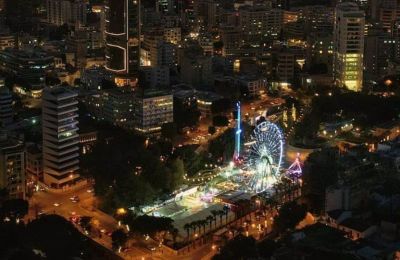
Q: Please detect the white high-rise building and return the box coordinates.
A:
[333,2,365,92]
[46,0,87,27]
[42,86,79,188]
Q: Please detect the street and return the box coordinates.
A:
[28,184,150,259]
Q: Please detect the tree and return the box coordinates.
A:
[171,228,179,244]
[273,201,307,234]
[129,215,174,238]
[166,158,185,191]
[200,219,207,234]
[26,214,93,259]
[211,98,231,114]
[223,206,229,224]
[208,128,235,162]
[213,115,229,127]
[257,239,279,259]
[174,145,207,176]
[80,125,171,212]
[1,199,29,220]
[183,223,191,240]
[79,216,92,233]
[211,210,218,228]
[208,126,216,135]
[161,122,178,141]
[213,234,257,260]
[217,210,224,226]
[174,98,200,129]
[111,229,127,251]
[206,215,214,231]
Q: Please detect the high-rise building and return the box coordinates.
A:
[141,66,170,88]
[364,27,395,80]
[392,19,400,62]
[157,0,174,14]
[142,32,177,68]
[0,78,13,126]
[105,0,141,87]
[333,2,365,92]
[66,30,87,69]
[26,144,43,183]
[0,49,54,98]
[46,0,88,27]
[133,88,173,135]
[4,0,34,32]
[0,131,25,199]
[219,26,242,56]
[239,6,282,44]
[371,0,400,32]
[102,88,135,128]
[277,51,295,82]
[42,86,79,189]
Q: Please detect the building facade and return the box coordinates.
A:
[133,88,173,135]
[46,0,87,27]
[333,2,365,92]
[42,86,79,188]
[0,78,13,126]
[0,132,25,199]
[0,49,54,97]
[105,0,141,87]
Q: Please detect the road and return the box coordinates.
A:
[28,184,149,259]
[27,184,222,260]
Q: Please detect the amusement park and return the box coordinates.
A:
[139,102,305,250]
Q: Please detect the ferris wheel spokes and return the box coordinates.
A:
[245,120,284,193]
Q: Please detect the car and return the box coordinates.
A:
[87,189,94,193]
[70,195,79,201]
[38,210,46,216]
[122,247,130,252]
[146,245,156,251]
[53,203,60,207]
[70,216,80,223]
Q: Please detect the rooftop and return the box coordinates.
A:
[340,218,373,232]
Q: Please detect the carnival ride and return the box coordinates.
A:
[245,120,285,193]
[286,153,303,180]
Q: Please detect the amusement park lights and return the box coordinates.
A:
[286,153,303,179]
[246,120,284,193]
[234,101,242,160]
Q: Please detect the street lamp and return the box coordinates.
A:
[116,208,127,215]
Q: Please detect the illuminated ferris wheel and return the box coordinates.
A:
[246,121,284,193]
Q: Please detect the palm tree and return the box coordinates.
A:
[194,221,201,235]
[223,207,229,224]
[206,215,214,232]
[200,219,207,234]
[171,228,179,244]
[191,221,197,237]
[184,223,191,240]
[218,210,224,226]
[211,210,218,228]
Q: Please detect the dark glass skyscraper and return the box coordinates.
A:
[105,0,140,87]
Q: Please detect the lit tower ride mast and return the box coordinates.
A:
[234,101,242,161]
